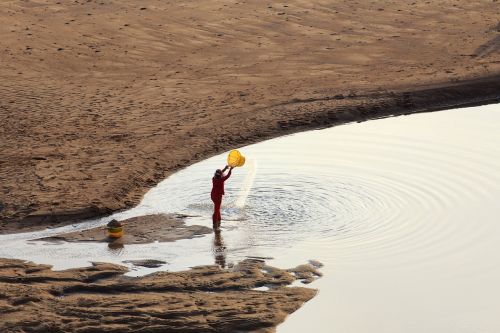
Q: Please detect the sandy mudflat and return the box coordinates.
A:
[0,258,321,332]
[37,213,212,243]
[0,2,499,330]
[0,0,499,228]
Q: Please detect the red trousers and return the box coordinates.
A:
[211,194,222,223]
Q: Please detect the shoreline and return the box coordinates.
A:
[1,0,499,231]
[1,2,499,330]
[0,257,322,332]
[2,75,499,233]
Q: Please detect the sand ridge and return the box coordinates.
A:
[0,257,321,332]
[0,0,499,226]
[36,213,212,243]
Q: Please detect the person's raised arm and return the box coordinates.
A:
[222,166,233,181]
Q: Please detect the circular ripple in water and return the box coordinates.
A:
[0,105,499,332]
[0,106,499,270]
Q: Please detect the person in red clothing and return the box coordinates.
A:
[211,165,233,231]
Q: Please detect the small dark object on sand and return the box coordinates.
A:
[107,219,123,238]
[123,259,167,268]
[107,219,123,228]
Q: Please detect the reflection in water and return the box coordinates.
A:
[107,239,125,255]
[0,105,499,333]
[212,231,227,268]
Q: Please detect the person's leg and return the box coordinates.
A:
[217,198,222,221]
[217,196,223,228]
[211,196,217,227]
[212,195,222,230]
[215,198,222,222]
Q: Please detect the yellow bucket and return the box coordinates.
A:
[108,230,123,238]
[227,150,246,167]
[107,227,123,238]
[237,156,245,167]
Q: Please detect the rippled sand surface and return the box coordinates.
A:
[1,104,499,331]
[2,0,499,223]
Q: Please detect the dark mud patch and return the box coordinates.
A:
[122,259,167,268]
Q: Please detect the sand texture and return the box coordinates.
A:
[1,0,499,227]
[0,258,320,333]
[37,214,212,244]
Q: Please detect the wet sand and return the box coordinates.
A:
[0,258,321,333]
[1,2,499,330]
[1,0,499,228]
[37,214,212,244]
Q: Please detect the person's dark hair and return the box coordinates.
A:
[214,169,222,178]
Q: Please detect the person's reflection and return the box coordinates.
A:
[213,231,227,268]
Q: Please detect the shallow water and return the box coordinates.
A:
[1,104,500,332]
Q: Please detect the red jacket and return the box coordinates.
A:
[211,170,231,197]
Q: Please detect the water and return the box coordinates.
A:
[1,104,499,332]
